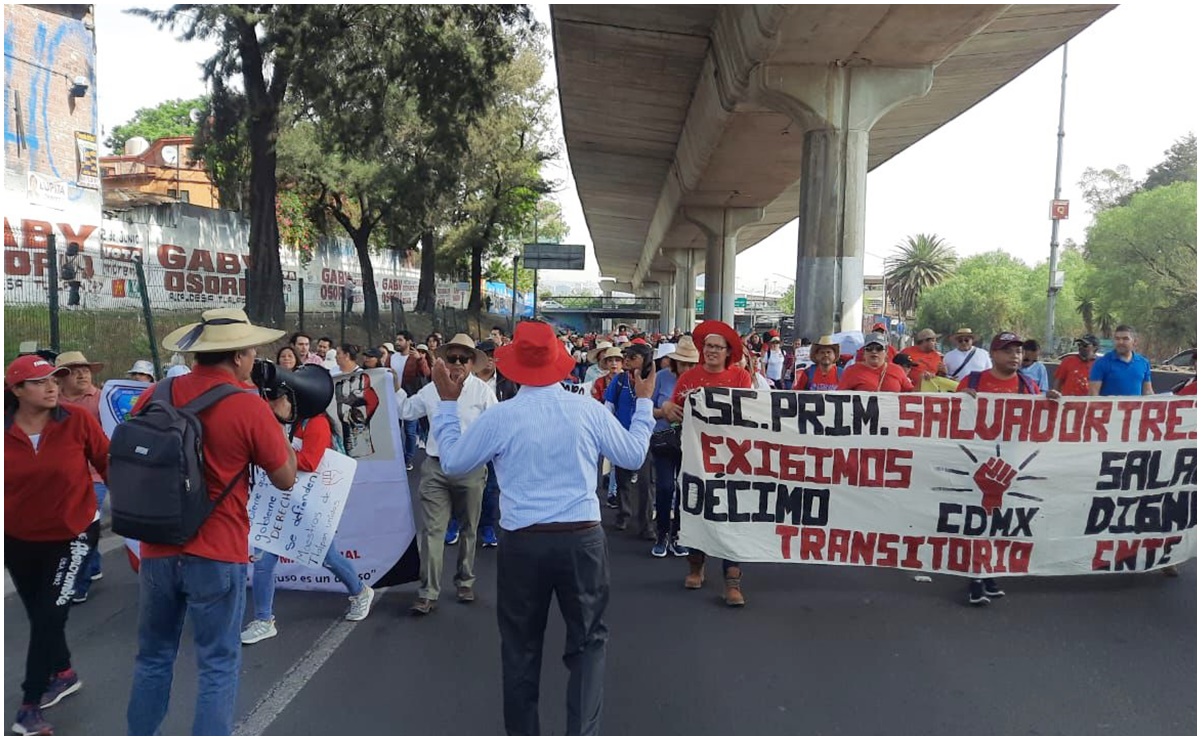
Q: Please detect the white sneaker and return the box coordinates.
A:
[240,619,277,645]
[345,586,375,622]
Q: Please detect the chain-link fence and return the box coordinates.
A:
[4,229,507,379]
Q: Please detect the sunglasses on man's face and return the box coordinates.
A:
[444,355,474,365]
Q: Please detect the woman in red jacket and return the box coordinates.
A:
[4,355,109,735]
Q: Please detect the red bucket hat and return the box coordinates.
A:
[495,322,577,387]
[694,320,743,366]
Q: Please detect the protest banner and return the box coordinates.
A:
[678,389,1197,576]
[248,450,357,567]
[103,369,419,592]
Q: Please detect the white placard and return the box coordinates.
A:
[248,450,357,567]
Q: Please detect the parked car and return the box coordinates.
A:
[539,299,566,310]
[1156,348,1196,370]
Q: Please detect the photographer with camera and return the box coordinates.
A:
[122,309,296,736]
[241,364,375,644]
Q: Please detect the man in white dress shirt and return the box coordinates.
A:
[943,327,993,380]
[431,321,654,736]
[396,333,496,614]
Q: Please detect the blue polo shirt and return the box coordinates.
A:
[604,371,639,429]
[1089,351,1152,396]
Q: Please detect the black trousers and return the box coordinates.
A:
[614,454,653,535]
[5,522,97,704]
[497,525,609,736]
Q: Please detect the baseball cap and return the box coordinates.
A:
[863,332,889,349]
[990,332,1023,351]
[476,339,497,354]
[5,355,69,388]
[1074,334,1100,347]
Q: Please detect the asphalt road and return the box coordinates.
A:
[5,456,1196,736]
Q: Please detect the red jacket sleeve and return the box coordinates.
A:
[81,411,110,482]
[295,415,333,472]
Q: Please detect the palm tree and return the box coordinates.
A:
[884,234,958,317]
[1076,294,1096,335]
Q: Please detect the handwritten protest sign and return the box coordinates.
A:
[679,389,1197,576]
[248,450,357,567]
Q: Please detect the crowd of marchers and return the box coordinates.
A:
[4,311,1193,735]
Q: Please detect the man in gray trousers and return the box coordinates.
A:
[431,321,655,735]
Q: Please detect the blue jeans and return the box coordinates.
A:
[75,483,107,597]
[480,463,500,531]
[127,556,246,736]
[403,419,419,463]
[250,542,362,621]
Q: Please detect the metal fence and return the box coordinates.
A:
[4,230,512,378]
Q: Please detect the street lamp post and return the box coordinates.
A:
[1045,44,1069,355]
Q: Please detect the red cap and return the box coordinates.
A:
[990,332,1023,352]
[5,355,69,388]
[629,337,648,345]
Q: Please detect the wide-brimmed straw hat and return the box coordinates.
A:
[161,308,285,353]
[586,341,614,363]
[494,322,576,386]
[55,351,104,373]
[694,320,743,365]
[598,347,624,362]
[811,335,841,355]
[435,333,488,366]
[950,327,975,339]
[667,336,700,363]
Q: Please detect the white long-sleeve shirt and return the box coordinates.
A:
[395,373,496,457]
[432,383,653,530]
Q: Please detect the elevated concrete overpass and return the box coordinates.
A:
[552,5,1115,336]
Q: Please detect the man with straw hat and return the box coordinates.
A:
[796,335,844,390]
[125,308,297,736]
[394,333,497,614]
[429,321,655,735]
[944,327,992,380]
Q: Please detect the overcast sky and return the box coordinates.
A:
[95,3,1199,295]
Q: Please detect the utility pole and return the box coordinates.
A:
[531,206,539,316]
[1045,44,1069,355]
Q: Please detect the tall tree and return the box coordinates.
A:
[884,233,957,318]
[1081,181,1197,355]
[282,5,532,327]
[1078,165,1137,214]
[433,32,557,310]
[133,4,323,327]
[914,251,1031,341]
[105,96,208,152]
[1141,133,1196,192]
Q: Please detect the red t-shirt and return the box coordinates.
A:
[802,365,841,391]
[292,414,333,473]
[592,374,616,402]
[898,347,944,386]
[4,403,109,541]
[1175,377,1197,396]
[838,362,914,392]
[956,371,1040,394]
[672,364,754,406]
[1054,355,1094,396]
[136,365,291,564]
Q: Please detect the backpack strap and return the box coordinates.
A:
[951,348,977,378]
[967,371,982,390]
[181,382,253,414]
[176,381,258,509]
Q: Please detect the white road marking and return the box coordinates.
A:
[234,588,392,736]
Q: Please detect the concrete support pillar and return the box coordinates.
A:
[669,249,698,330]
[753,63,933,340]
[682,207,764,324]
[659,279,676,333]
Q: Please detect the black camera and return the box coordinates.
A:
[252,360,334,423]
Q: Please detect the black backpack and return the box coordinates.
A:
[108,378,251,545]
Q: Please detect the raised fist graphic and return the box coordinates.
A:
[973,456,1017,513]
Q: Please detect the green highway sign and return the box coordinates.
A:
[734,297,748,308]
